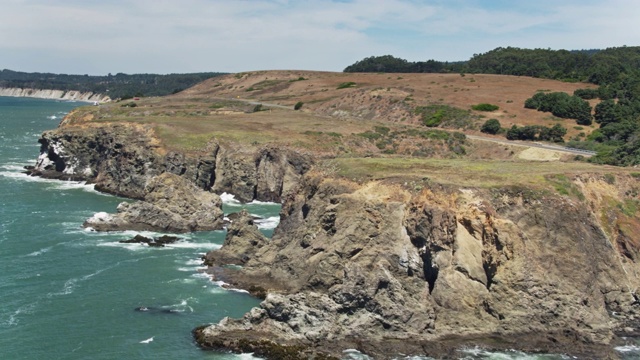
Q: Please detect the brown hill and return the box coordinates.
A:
[179,70,595,138]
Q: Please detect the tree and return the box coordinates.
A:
[480,119,501,134]
[294,101,304,110]
[594,99,618,126]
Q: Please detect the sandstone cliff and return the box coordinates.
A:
[197,171,640,359]
[0,87,110,102]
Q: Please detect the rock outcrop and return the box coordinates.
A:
[204,209,268,266]
[197,172,640,359]
[0,87,110,102]
[84,173,224,232]
[30,123,312,202]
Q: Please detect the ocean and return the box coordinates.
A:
[1,96,639,359]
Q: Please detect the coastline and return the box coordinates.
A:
[26,95,640,360]
[0,87,110,103]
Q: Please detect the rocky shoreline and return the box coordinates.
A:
[29,113,640,359]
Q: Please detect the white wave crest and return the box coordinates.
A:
[0,171,103,194]
[254,216,280,230]
[235,353,264,360]
[26,246,53,257]
[3,303,37,327]
[184,259,204,266]
[248,199,280,206]
[165,242,221,250]
[0,164,26,171]
[220,192,242,206]
[139,337,154,344]
[616,345,640,353]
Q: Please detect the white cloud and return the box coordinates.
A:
[1,0,639,74]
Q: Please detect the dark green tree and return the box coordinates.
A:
[480,119,501,134]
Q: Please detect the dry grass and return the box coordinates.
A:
[179,71,596,138]
[331,157,634,189]
[62,70,630,192]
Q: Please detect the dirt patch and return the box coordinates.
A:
[517,148,562,161]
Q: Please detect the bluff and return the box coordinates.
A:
[26,77,640,359]
[0,87,110,102]
[197,171,640,359]
[28,117,312,203]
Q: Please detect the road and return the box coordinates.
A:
[225,97,597,157]
[466,134,597,157]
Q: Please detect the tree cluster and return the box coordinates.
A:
[343,55,464,73]
[344,46,640,166]
[506,124,567,143]
[524,92,592,125]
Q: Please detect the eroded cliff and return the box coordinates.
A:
[198,171,640,359]
[0,87,110,102]
[27,93,640,359]
[29,121,312,202]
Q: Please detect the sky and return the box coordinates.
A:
[2,0,639,75]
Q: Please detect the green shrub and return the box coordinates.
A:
[337,82,356,89]
[481,119,501,134]
[252,104,263,112]
[374,126,390,135]
[414,105,473,129]
[294,101,304,110]
[472,103,499,111]
[358,131,382,140]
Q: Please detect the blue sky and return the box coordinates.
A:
[1,0,639,75]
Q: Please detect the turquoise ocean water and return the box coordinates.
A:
[2,96,639,359]
[0,97,275,359]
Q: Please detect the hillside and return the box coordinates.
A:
[178,70,595,139]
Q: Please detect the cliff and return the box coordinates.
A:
[0,87,110,102]
[27,73,640,359]
[28,119,312,203]
[197,172,640,358]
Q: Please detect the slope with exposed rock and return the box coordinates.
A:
[27,70,640,359]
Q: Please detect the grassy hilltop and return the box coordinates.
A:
[62,69,640,196]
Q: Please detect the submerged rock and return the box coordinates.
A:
[119,234,181,247]
[84,172,224,232]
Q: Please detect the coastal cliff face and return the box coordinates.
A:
[30,122,312,202]
[29,105,640,358]
[0,87,110,102]
[198,172,640,358]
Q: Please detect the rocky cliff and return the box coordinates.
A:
[0,87,110,102]
[197,171,640,359]
[28,96,640,359]
[29,121,312,202]
[84,172,224,232]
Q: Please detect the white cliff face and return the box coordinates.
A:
[0,87,111,102]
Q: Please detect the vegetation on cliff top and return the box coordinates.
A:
[346,46,640,166]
